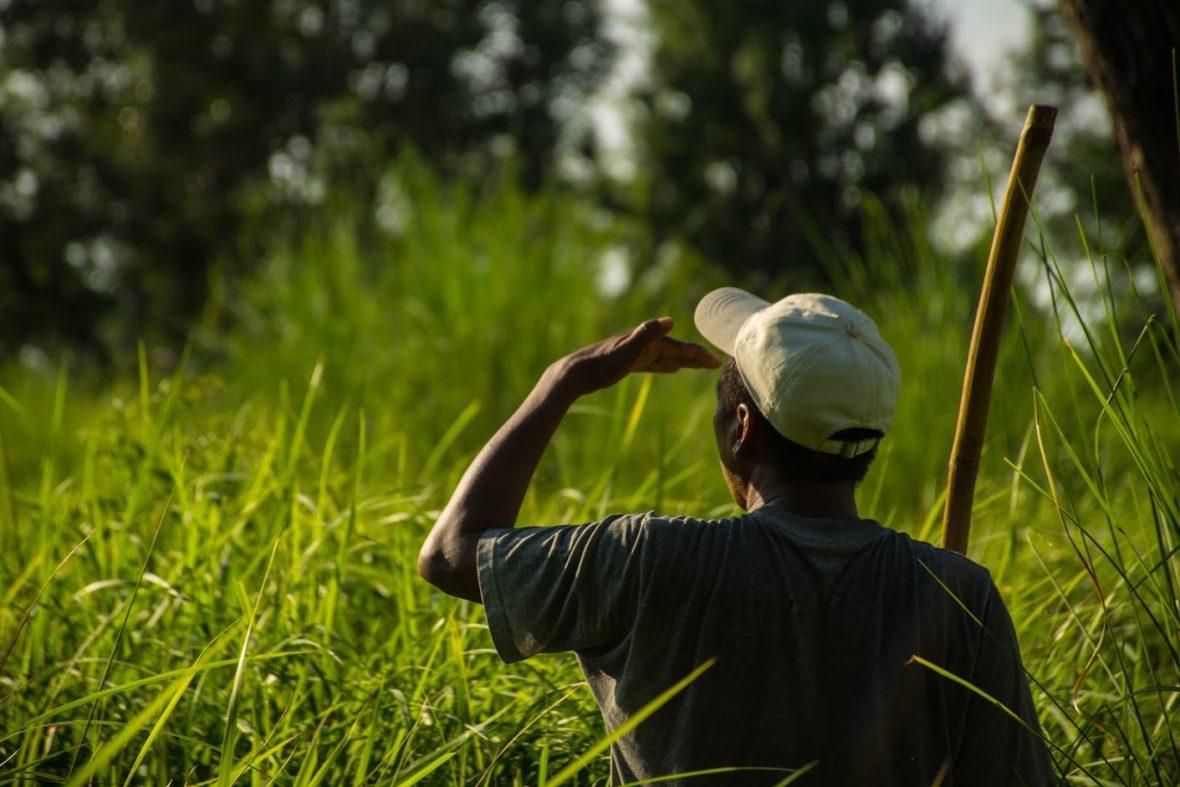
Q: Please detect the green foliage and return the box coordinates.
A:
[0,0,613,356]
[1004,1,1142,258]
[1,0,988,362]
[0,165,1178,784]
[631,0,969,283]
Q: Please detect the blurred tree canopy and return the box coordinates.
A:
[0,0,613,357]
[11,0,1107,360]
[1006,1,1137,254]
[631,0,968,282]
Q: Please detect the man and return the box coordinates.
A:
[418,288,1052,785]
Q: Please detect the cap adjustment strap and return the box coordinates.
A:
[816,435,881,458]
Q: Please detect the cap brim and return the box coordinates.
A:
[693,287,770,355]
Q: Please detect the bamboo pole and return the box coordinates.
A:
[941,104,1057,555]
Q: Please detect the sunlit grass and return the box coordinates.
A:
[0,164,1177,784]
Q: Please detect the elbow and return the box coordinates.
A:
[417,541,447,588]
[418,522,466,590]
[418,521,482,601]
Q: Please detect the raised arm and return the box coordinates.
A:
[417,317,720,602]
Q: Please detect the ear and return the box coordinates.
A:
[734,403,759,458]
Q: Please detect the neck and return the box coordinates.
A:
[744,465,860,520]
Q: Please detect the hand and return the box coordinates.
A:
[554,317,722,397]
[421,317,720,601]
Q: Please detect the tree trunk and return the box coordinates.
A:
[1059,0,1180,312]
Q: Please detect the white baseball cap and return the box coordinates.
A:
[694,287,900,457]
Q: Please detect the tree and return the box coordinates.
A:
[0,1,614,357]
[1059,0,1180,311]
[1003,1,1132,251]
[632,0,969,282]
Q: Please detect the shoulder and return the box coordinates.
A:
[573,509,746,550]
[624,509,747,537]
[611,510,762,566]
[893,531,997,604]
[904,534,991,580]
[486,510,734,550]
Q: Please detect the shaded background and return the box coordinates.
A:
[0,0,1160,365]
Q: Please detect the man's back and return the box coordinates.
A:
[478,502,1052,785]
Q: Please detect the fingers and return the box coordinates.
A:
[660,336,723,368]
[621,315,722,375]
[655,336,722,369]
[628,316,674,344]
[632,337,722,373]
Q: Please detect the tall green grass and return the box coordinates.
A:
[0,162,1177,784]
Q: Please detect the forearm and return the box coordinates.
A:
[418,362,577,601]
[415,316,716,602]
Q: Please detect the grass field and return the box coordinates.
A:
[1,163,1178,784]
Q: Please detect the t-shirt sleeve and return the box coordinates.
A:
[953,579,1054,786]
[476,514,650,663]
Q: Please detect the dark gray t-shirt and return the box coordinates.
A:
[477,502,1052,785]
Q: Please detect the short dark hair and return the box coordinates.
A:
[716,358,881,484]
